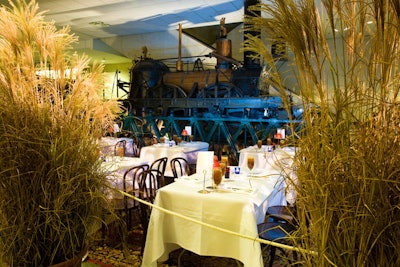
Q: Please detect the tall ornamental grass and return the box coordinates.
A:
[245,0,400,266]
[0,0,119,266]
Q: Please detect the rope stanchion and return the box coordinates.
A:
[111,186,318,256]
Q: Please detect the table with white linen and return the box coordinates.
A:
[101,156,149,199]
[100,137,137,157]
[239,146,296,173]
[139,141,209,177]
[141,168,286,267]
[239,146,297,205]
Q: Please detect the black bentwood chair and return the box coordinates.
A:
[115,164,149,230]
[149,157,168,187]
[170,157,190,178]
[257,210,298,267]
[137,169,163,256]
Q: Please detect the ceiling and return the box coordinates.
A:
[0,0,245,64]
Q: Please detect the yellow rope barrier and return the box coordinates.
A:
[112,187,318,256]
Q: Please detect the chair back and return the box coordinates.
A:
[131,136,143,157]
[150,157,167,173]
[108,163,148,230]
[137,169,162,203]
[150,157,168,186]
[170,157,190,178]
[122,163,149,205]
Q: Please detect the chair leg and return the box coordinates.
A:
[269,246,277,267]
[140,227,147,256]
[293,250,298,267]
[235,259,243,266]
[177,249,186,267]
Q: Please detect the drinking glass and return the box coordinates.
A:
[189,135,194,142]
[247,156,255,174]
[221,155,229,165]
[247,156,255,189]
[257,139,262,150]
[219,161,226,178]
[220,155,228,178]
[212,167,223,189]
[117,146,124,158]
[159,136,165,144]
[177,136,182,145]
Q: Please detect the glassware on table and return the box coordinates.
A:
[266,138,273,152]
[117,146,124,158]
[221,155,229,165]
[198,169,210,194]
[279,139,286,148]
[212,167,223,189]
[159,136,165,144]
[220,155,229,178]
[257,139,262,150]
[177,136,183,145]
[247,156,255,189]
[173,134,178,144]
[219,161,226,178]
[189,135,194,142]
[247,156,255,172]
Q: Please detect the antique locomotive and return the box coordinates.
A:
[119,21,303,151]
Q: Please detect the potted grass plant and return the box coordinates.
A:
[0,0,119,266]
[245,0,400,266]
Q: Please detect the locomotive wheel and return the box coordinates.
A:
[197,82,243,98]
[148,83,187,98]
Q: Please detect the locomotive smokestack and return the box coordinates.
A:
[244,0,261,68]
[176,23,183,71]
[216,17,232,69]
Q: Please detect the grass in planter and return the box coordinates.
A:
[244,0,400,266]
[0,0,120,266]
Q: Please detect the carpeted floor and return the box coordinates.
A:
[83,218,291,267]
[84,234,290,266]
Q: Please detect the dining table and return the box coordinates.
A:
[239,145,296,173]
[141,166,287,267]
[139,141,209,177]
[239,145,298,206]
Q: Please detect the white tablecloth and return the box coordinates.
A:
[100,137,136,157]
[141,171,286,267]
[139,141,209,177]
[239,146,296,173]
[102,157,149,199]
[239,146,297,205]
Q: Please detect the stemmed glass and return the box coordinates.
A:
[159,136,165,144]
[198,169,210,194]
[117,145,124,159]
[257,139,262,151]
[177,136,183,145]
[247,156,255,173]
[247,156,255,189]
